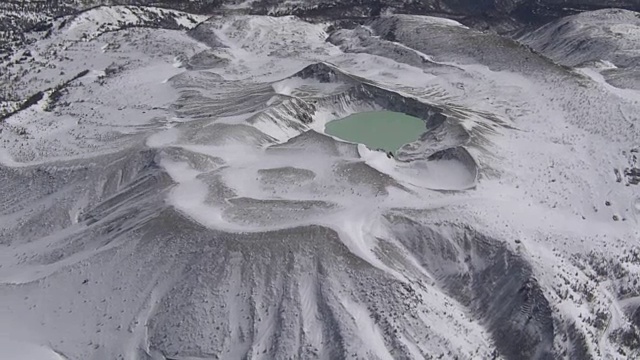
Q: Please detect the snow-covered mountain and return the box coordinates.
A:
[0,3,639,360]
[3,0,640,27]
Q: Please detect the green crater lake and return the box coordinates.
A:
[325,111,426,153]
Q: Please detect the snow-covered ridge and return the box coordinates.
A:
[58,5,210,41]
[517,8,640,68]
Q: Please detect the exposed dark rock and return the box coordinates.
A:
[387,217,555,360]
[185,49,230,70]
[566,321,594,360]
[632,306,640,328]
[626,168,640,185]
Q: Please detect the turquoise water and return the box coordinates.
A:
[325,111,425,153]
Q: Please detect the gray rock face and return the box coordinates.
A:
[388,216,555,359]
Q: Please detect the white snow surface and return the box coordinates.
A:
[0,7,640,360]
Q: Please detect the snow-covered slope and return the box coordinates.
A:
[517,8,640,68]
[60,5,208,41]
[517,8,640,91]
[1,6,639,360]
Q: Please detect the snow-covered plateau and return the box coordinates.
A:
[0,4,639,360]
